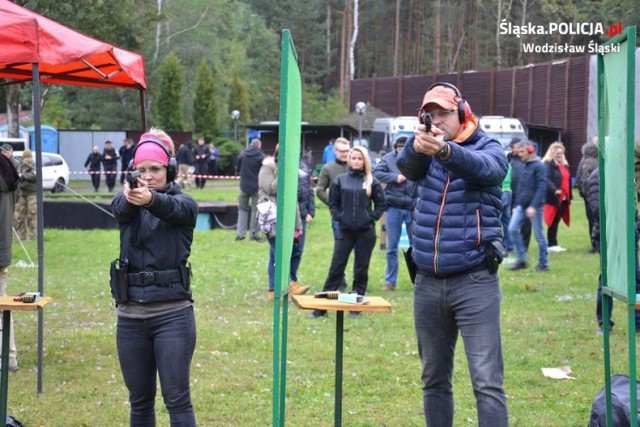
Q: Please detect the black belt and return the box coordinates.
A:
[127,269,182,286]
[417,260,487,280]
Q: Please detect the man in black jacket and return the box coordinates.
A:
[373,135,416,291]
[176,140,195,190]
[236,139,265,240]
[193,137,210,189]
[102,140,119,192]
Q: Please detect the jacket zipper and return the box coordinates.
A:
[433,175,451,274]
[476,209,482,247]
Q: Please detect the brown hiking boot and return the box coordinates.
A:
[289,281,310,295]
[267,290,274,302]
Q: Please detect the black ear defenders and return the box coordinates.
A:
[426,82,466,124]
[128,135,177,182]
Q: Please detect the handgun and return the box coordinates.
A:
[420,111,432,133]
[126,169,141,189]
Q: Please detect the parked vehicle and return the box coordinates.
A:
[478,116,528,152]
[369,116,419,153]
[13,151,70,193]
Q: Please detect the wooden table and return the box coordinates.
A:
[0,296,52,422]
[292,295,391,427]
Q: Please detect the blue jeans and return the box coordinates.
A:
[268,236,298,291]
[414,270,508,427]
[117,306,197,426]
[268,236,277,291]
[385,206,413,286]
[500,191,513,252]
[290,221,307,282]
[508,205,548,267]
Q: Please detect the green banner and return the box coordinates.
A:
[599,28,636,303]
[272,29,301,427]
[598,26,637,427]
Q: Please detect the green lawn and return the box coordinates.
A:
[5,184,636,426]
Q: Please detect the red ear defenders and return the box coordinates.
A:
[128,135,177,182]
[426,82,467,124]
[526,144,536,154]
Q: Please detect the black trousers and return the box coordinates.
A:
[194,163,208,188]
[90,170,101,190]
[104,166,117,190]
[322,227,376,296]
[547,200,568,247]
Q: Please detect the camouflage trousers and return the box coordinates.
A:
[14,193,36,241]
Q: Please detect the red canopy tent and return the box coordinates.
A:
[0,0,148,402]
[0,0,146,90]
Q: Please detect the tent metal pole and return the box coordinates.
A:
[32,63,45,395]
[140,89,147,130]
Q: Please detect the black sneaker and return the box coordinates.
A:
[509,261,527,271]
[533,265,549,272]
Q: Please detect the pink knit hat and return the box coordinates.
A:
[133,134,171,167]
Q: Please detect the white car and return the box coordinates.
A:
[13,151,70,193]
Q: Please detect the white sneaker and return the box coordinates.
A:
[548,246,566,252]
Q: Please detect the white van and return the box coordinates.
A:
[369,116,419,153]
[478,116,528,152]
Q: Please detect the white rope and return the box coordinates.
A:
[12,227,36,267]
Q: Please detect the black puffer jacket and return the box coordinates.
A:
[545,160,572,206]
[587,167,600,239]
[111,182,198,303]
[329,168,386,231]
[576,143,598,198]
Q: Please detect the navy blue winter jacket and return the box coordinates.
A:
[512,157,547,209]
[397,126,507,276]
[373,150,417,210]
[298,161,316,220]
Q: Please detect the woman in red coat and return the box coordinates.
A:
[543,142,571,251]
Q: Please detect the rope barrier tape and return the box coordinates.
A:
[71,170,241,179]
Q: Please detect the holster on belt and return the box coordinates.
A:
[403,247,417,284]
[485,241,505,274]
[180,261,192,291]
[110,258,129,304]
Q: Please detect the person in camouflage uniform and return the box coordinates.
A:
[14,148,37,241]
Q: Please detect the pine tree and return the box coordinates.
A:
[228,76,250,129]
[155,52,185,131]
[193,58,218,139]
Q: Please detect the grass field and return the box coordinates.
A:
[5,181,638,426]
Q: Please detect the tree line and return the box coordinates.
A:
[2,0,638,138]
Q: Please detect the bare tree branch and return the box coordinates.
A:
[349,0,359,81]
[165,5,211,45]
[153,0,163,62]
